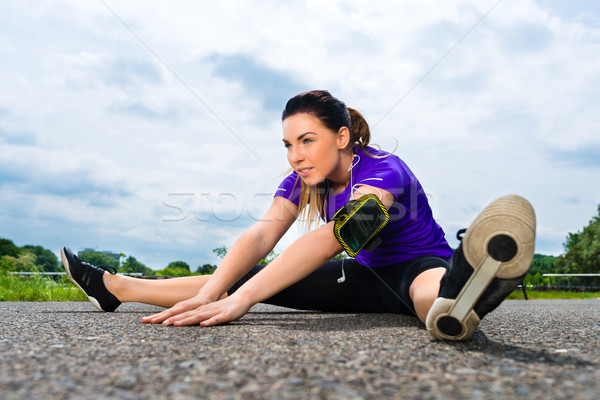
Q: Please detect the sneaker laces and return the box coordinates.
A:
[81,260,118,275]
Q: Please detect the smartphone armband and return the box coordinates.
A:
[332,194,390,257]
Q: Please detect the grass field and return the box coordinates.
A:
[508,289,600,300]
[2,273,599,302]
[0,274,87,301]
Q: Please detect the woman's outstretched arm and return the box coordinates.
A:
[161,220,343,327]
[142,196,297,323]
[162,185,396,327]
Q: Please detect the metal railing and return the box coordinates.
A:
[542,274,600,277]
[10,272,143,276]
[8,271,176,279]
[542,273,600,290]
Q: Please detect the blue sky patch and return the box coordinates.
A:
[552,145,600,169]
[208,53,306,111]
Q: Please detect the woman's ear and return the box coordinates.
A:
[337,126,350,149]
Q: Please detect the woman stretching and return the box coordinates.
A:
[61,90,536,340]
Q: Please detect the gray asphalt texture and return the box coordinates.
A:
[0,300,599,400]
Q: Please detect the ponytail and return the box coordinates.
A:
[346,107,371,151]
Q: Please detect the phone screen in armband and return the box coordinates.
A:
[333,194,389,257]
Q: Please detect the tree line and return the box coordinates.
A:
[1,203,599,281]
[0,240,217,277]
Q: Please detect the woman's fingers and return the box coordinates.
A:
[141,300,195,324]
[169,303,225,326]
[172,311,215,326]
[162,309,204,326]
[142,295,249,327]
[141,311,164,323]
[142,308,177,324]
[164,297,249,327]
[141,309,170,323]
[199,315,224,327]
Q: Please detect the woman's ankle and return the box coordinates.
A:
[103,272,124,302]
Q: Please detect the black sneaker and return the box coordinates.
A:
[60,247,121,312]
[426,195,536,340]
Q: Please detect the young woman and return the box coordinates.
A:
[61,90,536,340]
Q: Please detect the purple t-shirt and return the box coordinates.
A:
[275,146,453,267]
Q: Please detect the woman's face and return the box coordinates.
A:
[282,113,346,186]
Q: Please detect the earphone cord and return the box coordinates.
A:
[338,154,360,284]
[348,154,359,200]
[337,258,346,284]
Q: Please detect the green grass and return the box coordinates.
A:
[508,289,600,300]
[1,273,599,302]
[0,274,87,301]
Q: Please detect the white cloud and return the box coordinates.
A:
[0,0,599,268]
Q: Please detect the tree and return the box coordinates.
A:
[0,238,22,257]
[0,252,40,273]
[78,250,119,269]
[212,246,228,260]
[155,266,193,277]
[153,261,193,277]
[555,204,600,285]
[166,261,190,272]
[119,255,154,275]
[23,245,61,272]
[196,264,216,275]
[0,241,60,273]
[529,254,557,275]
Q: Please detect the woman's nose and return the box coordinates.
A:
[290,146,304,163]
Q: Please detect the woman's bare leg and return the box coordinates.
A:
[103,273,224,308]
[409,267,446,322]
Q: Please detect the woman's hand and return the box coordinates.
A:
[142,293,251,327]
[170,295,251,327]
[141,292,218,325]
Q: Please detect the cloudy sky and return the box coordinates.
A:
[1,0,599,269]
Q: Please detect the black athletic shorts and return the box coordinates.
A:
[227,255,449,317]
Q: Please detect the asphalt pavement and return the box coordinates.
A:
[1,300,599,399]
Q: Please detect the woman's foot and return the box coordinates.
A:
[426,195,536,340]
[60,247,121,312]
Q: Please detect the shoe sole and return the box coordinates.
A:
[60,247,104,312]
[426,195,536,340]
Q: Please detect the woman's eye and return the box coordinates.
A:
[302,138,313,144]
[283,143,291,149]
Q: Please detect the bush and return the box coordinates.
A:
[0,252,41,274]
[523,272,551,287]
[23,245,61,272]
[155,266,194,277]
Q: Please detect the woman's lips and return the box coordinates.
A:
[298,167,312,177]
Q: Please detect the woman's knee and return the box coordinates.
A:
[409,267,446,322]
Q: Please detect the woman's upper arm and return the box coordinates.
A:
[350,185,395,210]
[251,196,298,248]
